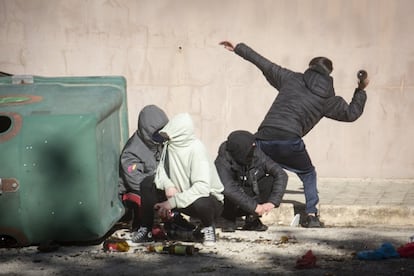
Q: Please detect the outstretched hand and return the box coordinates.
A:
[255,202,276,216]
[255,204,266,216]
[262,202,275,213]
[219,41,235,51]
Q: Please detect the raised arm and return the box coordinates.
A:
[219,41,295,90]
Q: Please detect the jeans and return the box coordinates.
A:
[256,138,319,214]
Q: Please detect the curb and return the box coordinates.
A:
[319,204,414,227]
[261,203,414,227]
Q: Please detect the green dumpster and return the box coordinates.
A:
[0,75,128,246]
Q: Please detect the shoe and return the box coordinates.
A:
[171,212,196,231]
[164,214,198,242]
[201,226,216,246]
[221,218,236,232]
[242,216,268,231]
[302,215,322,228]
[130,227,153,243]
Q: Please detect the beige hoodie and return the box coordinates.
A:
[155,113,224,208]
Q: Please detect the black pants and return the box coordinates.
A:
[177,195,223,227]
[139,180,166,228]
[121,175,166,230]
[141,181,223,228]
[221,175,274,221]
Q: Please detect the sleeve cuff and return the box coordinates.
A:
[168,196,177,209]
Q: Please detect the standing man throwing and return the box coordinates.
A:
[220,41,369,227]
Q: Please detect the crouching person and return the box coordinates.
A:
[118,105,168,236]
[154,113,224,246]
[215,130,288,232]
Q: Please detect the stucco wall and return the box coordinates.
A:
[1,0,413,179]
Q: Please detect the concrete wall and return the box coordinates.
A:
[1,0,413,179]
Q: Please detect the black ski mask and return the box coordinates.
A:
[226,130,256,166]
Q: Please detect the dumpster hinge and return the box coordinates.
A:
[0,178,19,195]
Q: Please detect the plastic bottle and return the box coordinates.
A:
[290,214,300,227]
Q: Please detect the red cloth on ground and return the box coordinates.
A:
[397,242,414,258]
[295,250,318,269]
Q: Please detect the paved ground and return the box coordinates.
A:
[1,177,414,275]
[1,225,414,276]
[269,176,414,227]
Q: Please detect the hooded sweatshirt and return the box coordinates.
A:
[155,113,224,209]
[234,43,367,139]
[119,105,168,193]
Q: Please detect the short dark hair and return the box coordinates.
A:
[309,57,333,75]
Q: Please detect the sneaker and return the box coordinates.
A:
[191,225,205,243]
[201,226,216,246]
[302,215,322,228]
[242,216,268,231]
[221,219,236,232]
[130,227,153,243]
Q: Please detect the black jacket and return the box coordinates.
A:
[215,142,288,213]
[234,43,368,139]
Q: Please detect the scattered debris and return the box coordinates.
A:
[356,242,400,260]
[295,250,318,269]
[37,240,59,253]
[277,235,298,245]
[397,242,414,258]
[147,243,199,256]
[102,237,130,252]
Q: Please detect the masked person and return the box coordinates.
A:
[153,113,224,246]
[215,130,288,232]
[220,41,369,227]
[118,105,168,241]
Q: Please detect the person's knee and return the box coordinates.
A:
[298,167,316,179]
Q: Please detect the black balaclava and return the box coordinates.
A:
[226,130,256,166]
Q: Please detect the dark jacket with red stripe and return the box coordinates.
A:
[119,105,168,194]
